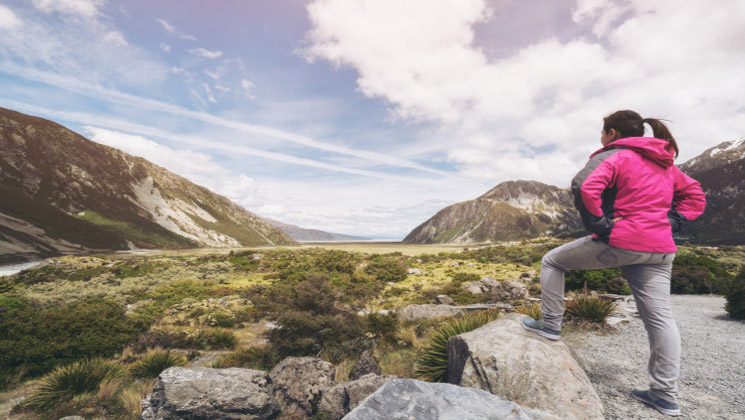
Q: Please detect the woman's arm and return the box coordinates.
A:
[668,167,706,233]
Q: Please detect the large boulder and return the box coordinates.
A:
[318,373,396,419]
[268,357,335,417]
[447,313,604,420]
[140,367,279,420]
[341,378,559,420]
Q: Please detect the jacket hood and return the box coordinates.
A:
[590,137,675,167]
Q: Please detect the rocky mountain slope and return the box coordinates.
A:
[0,107,294,262]
[262,217,367,242]
[403,180,581,244]
[678,136,745,245]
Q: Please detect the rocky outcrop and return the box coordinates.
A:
[341,378,560,420]
[350,348,380,379]
[447,313,604,420]
[403,180,582,244]
[268,357,335,417]
[398,303,511,321]
[464,276,529,301]
[140,367,279,420]
[319,373,396,419]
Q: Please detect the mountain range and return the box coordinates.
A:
[0,107,295,263]
[405,137,745,245]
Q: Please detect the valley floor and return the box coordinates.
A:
[566,295,745,420]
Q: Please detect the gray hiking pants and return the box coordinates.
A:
[540,236,680,402]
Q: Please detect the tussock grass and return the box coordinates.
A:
[514,302,543,320]
[415,311,501,383]
[130,349,187,379]
[565,296,617,323]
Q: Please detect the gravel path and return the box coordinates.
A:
[566,295,745,420]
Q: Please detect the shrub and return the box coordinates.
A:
[206,311,236,328]
[26,358,126,410]
[671,254,731,294]
[366,312,399,342]
[0,298,148,386]
[133,328,237,351]
[415,311,500,383]
[130,349,187,379]
[565,268,621,292]
[514,302,542,320]
[725,266,745,320]
[565,296,617,323]
[268,311,365,363]
[365,255,408,283]
[451,272,481,284]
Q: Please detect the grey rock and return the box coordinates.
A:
[59,417,85,420]
[268,357,335,417]
[399,304,509,321]
[318,374,395,419]
[140,367,278,420]
[433,294,455,305]
[407,268,427,274]
[341,378,559,420]
[351,349,380,379]
[489,280,529,301]
[448,313,604,420]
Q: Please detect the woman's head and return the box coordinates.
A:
[601,110,679,157]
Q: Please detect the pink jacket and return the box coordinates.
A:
[571,137,706,253]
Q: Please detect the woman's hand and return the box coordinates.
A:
[613,217,624,222]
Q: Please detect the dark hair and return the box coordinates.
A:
[603,110,679,157]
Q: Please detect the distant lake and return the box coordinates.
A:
[0,261,43,276]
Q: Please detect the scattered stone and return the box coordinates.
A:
[467,262,475,267]
[447,313,604,420]
[140,367,279,420]
[450,262,460,267]
[269,357,335,417]
[341,378,560,420]
[433,295,455,305]
[464,276,529,302]
[351,348,381,379]
[407,268,427,274]
[59,417,85,420]
[520,270,538,279]
[319,374,395,419]
[252,254,264,260]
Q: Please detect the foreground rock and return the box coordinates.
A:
[448,313,604,420]
[341,378,560,420]
[268,357,335,417]
[399,303,511,320]
[141,367,279,420]
[319,373,396,419]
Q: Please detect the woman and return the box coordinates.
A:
[521,110,706,417]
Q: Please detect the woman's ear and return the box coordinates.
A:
[608,128,619,141]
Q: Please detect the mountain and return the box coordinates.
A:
[678,136,745,245]
[262,218,368,242]
[403,180,581,244]
[0,107,295,263]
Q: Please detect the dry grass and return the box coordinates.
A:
[119,379,156,419]
[333,358,356,382]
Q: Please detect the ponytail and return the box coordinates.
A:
[642,118,678,158]
[603,110,679,158]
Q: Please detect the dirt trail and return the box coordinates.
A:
[566,295,745,420]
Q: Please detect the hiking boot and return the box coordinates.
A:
[520,317,560,341]
[632,388,681,416]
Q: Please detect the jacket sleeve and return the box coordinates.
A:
[571,150,621,237]
[668,167,706,234]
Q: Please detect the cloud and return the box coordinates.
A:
[32,0,102,19]
[303,0,745,186]
[0,5,22,29]
[188,47,223,59]
[84,126,227,177]
[160,42,171,52]
[156,18,198,40]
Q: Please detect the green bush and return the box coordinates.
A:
[206,311,236,328]
[565,268,621,292]
[450,272,481,284]
[725,266,745,320]
[26,358,126,410]
[671,254,731,294]
[130,349,187,379]
[365,255,408,283]
[366,312,400,342]
[565,296,617,323]
[0,298,147,387]
[134,328,237,351]
[415,311,500,383]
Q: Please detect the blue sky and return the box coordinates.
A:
[1,0,744,239]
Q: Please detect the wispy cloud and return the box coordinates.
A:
[156,18,198,41]
[188,47,223,59]
[0,63,447,176]
[32,0,101,19]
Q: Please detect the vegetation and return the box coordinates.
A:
[1,241,742,418]
[415,310,500,383]
[725,266,745,320]
[565,296,618,323]
[515,302,543,320]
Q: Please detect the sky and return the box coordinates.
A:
[0,0,744,240]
